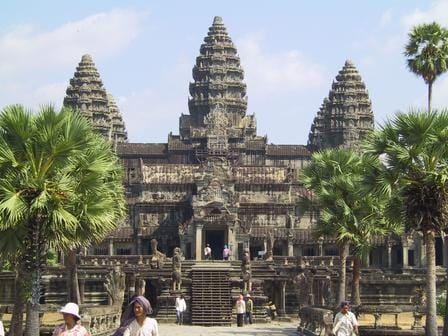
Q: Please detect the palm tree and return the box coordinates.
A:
[364,109,448,336]
[404,22,448,112]
[300,148,396,305]
[0,105,126,336]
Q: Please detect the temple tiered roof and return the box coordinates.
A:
[64,54,128,142]
[307,59,374,151]
[181,16,252,140]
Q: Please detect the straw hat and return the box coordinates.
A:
[60,302,81,319]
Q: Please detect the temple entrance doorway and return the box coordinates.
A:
[205,229,225,260]
[145,280,159,315]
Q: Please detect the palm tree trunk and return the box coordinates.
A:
[428,82,433,113]
[444,275,448,336]
[66,248,81,303]
[338,241,349,304]
[424,231,438,336]
[24,268,41,336]
[351,257,361,306]
[9,264,27,336]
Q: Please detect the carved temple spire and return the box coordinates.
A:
[184,16,248,137]
[107,94,128,143]
[64,54,128,142]
[307,59,374,152]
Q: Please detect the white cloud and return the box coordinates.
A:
[401,0,448,28]
[236,33,325,93]
[0,8,147,109]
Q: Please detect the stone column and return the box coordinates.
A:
[108,238,114,256]
[402,241,409,268]
[79,277,85,304]
[287,239,294,257]
[195,224,203,261]
[387,243,392,268]
[419,236,426,267]
[443,234,448,268]
[137,234,143,255]
[279,281,286,316]
[318,237,324,256]
[127,273,136,299]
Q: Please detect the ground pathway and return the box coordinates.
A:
[158,321,298,336]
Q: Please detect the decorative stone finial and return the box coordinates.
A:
[213,16,223,25]
[81,54,93,63]
[345,59,355,67]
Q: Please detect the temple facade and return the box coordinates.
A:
[61,16,440,270]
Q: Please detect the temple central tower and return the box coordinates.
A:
[180,16,255,143]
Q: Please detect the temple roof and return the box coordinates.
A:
[307,59,374,152]
[186,16,248,135]
[64,54,128,142]
[117,143,167,156]
[266,144,310,157]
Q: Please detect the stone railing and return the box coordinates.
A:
[297,306,333,336]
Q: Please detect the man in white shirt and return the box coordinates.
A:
[333,301,359,336]
[0,320,4,336]
[175,294,187,325]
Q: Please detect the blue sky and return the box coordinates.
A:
[1,0,448,145]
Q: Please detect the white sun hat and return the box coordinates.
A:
[60,302,81,319]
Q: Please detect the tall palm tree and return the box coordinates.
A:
[0,105,126,336]
[364,109,448,336]
[300,148,396,305]
[404,22,448,112]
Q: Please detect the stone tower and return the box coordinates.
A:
[64,54,128,142]
[307,60,373,151]
[180,16,255,142]
[108,94,128,143]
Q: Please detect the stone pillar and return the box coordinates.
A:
[109,238,114,256]
[279,281,286,316]
[443,234,448,268]
[195,224,203,261]
[137,234,143,255]
[127,273,136,299]
[419,237,426,267]
[387,243,392,268]
[287,240,294,257]
[318,237,324,256]
[402,241,409,268]
[79,277,85,304]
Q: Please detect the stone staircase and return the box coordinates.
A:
[191,263,232,326]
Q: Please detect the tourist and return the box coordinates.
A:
[204,243,212,260]
[244,293,253,324]
[266,300,277,320]
[0,319,4,336]
[332,301,359,336]
[52,302,91,336]
[113,295,159,336]
[175,294,187,325]
[235,293,246,327]
[223,245,230,260]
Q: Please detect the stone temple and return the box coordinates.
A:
[1,16,444,331]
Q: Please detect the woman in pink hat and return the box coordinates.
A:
[52,302,91,336]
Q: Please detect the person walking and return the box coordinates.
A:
[0,319,4,336]
[332,301,359,336]
[175,294,187,325]
[52,302,91,336]
[113,295,159,336]
[223,245,231,260]
[204,244,212,260]
[235,293,246,327]
[245,294,254,324]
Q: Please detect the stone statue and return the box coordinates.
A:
[150,238,166,269]
[241,250,252,292]
[264,230,274,261]
[136,278,146,296]
[321,276,333,307]
[172,247,182,291]
[293,269,315,308]
[104,266,125,307]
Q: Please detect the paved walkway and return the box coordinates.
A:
[158,321,299,336]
